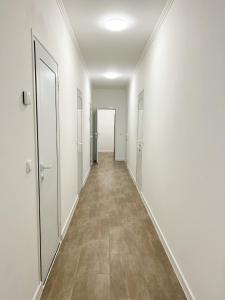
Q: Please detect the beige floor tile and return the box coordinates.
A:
[41,153,186,300]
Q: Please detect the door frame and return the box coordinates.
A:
[32,34,61,283]
[96,108,116,161]
[136,90,144,191]
[77,88,83,193]
[90,102,94,166]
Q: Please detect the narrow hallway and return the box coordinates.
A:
[41,153,185,300]
[2,1,225,299]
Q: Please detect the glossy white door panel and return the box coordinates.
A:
[93,110,99,163]
[97,109,115,153]
[34,40,60,282]
[136,91,144,190]
[90,103,94,165]
[77,89,83,193]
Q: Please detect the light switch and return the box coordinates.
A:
[23,91,31,105]
[26,160,32,173]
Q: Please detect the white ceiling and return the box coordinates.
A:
[62,0,167,87]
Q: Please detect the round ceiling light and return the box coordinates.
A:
[104,72,120,79]
[105,17,129,32]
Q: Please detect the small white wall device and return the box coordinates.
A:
[23,91,31,105]
[26,160,32,173]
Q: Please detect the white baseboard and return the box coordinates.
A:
[61,167,91,242]
[61,194,79,239]
[33,193,80,300]
[32,283,43,300]
[126,164,195,300]
[61,168,91,240]
[127,165,136,183]
[83,167,91,187]
[62,166,92,240]
[62,167,91,242]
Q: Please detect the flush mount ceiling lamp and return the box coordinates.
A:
[100,15,133,32]
[105,18,128,31]
[104,71,120,79]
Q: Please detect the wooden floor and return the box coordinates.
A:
[41,153,186,300]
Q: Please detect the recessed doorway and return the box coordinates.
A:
[77,89,83,194]
[94,109,116,163]
[33,38,60,283]
[136,91,144,190]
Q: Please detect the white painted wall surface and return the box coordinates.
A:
[127,1,225,299]
[93,88,127,161]
[0,1,90,299]
[98,110,115,152]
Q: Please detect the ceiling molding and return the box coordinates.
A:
[134,0,175,73]
[56,0,89,73]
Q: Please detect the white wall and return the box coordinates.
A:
[93,88,127,161]
[0,1,90,299]
[127,1,225,299]
[98,110,115,152]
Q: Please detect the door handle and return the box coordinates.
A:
[137,144,143,151]
[40,163,52,172]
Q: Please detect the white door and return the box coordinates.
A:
[93,110,99,163]
[77,89,83,193]
[34,40,60,282]
[97,109,115,153]
[136,91,144,190]
[90,103,93,165]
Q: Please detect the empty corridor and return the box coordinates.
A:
[41,153,186,300]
